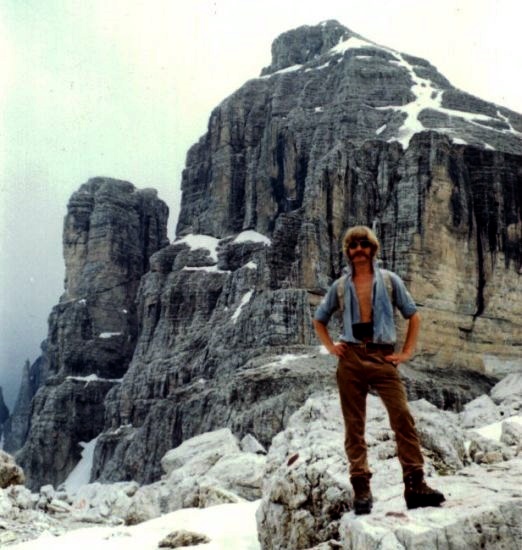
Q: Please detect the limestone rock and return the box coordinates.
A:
[467,434,508,465]
[0,489,13,515]
[68,481,138,521]
[11,21,522,493]
[13,178,169,490]
[6,485,35,510]
[122,428,264,525]
[257,390,522,549]
[338,461,522,550]
[240,434,268,455]
[158,529,210,548]
[256,391,469,549]
[408,399,466,473]
[90,21,521,486]
[256,393,351,550]
[261,20,355,75]
[491,372,522,407]
[196,483,243,508]
[2,355,45,453]
[459,394,502,429]
[206,452,266,500]
[160,428,240,476]
[500,420,522,447]
[0,450,25,488]
[398,363,495,412]
[0,387,9,428]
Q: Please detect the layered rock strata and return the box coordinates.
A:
[14,178,168,490]
[257,375,522,549]
[93,22,520,484]
[3,356,46,453]
[11,21,522,490]
[2,374,521,548]
[0,387,9,441]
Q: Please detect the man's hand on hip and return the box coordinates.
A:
[329,342,350,358]
[384,351,411,366]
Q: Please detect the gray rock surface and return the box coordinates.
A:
[0,387,9,425]
[12,178,169,490]
[1,380,522,548]
[158,529,210,548]
[2,356,46,453]
[459,394,501,429]
[257,385,522,549]
[123,428,265,525]
[9,21,522,493]
[88,21,521,486]
[491,372,522,406]
[338,463,522,549]
[500,420,522,448]
[0,386,9,442]
[0,450,25,488]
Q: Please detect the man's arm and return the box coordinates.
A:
[384,312,421,365]
[313,319,349,358]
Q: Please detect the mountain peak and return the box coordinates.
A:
[261,20,362,76]
[255,21,522,155]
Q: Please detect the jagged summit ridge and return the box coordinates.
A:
[178,21,522,240]
[261,19,359,75]
[254,21,522,154]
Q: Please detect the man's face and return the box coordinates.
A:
[347,238,374,263]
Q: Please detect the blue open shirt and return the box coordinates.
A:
[314,261,417,345]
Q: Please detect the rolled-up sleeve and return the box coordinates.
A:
[389,272,417,318]
[314,280,340,325]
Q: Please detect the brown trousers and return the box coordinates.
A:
[336,344,424,478]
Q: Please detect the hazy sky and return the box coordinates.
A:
[1,0,521,410]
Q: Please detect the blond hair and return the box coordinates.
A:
[342,225,380,258]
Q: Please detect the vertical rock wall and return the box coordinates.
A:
[14,178,169,490]
[10,21,521,489]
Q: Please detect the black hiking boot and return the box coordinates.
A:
[350,474,373,515]
[404,470,445,509]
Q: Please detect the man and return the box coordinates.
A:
[313,225,445,514]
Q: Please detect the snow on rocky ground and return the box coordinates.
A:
[1,370,521,549]
[7,500,261,550]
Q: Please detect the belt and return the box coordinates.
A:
[344,341,395,352]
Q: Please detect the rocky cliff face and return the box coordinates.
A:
[10,21,521,490]
[90,21,520,485]
[2,357,45,453]
[0,387,9,442]
[13,178,169,490]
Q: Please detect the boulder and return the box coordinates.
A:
[491,373,522,409]
[0,450,25,488]
[240,434,268,455]
[123,428,265,525]
[500,420,522,448]
[459,394,501,429]
[257,390,522,549]
[338,461,522,550]
[161,428,240,476]
[409,399,466,473]
[158,529,210,548]
[69,481,139,521]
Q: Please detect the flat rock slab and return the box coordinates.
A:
[340,459,522,549]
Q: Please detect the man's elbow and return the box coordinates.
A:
[409,311,421,324]
[313,318,325,329]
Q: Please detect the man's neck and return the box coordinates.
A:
[351,259,374,278]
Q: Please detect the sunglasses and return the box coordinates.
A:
[348,239,372,250]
